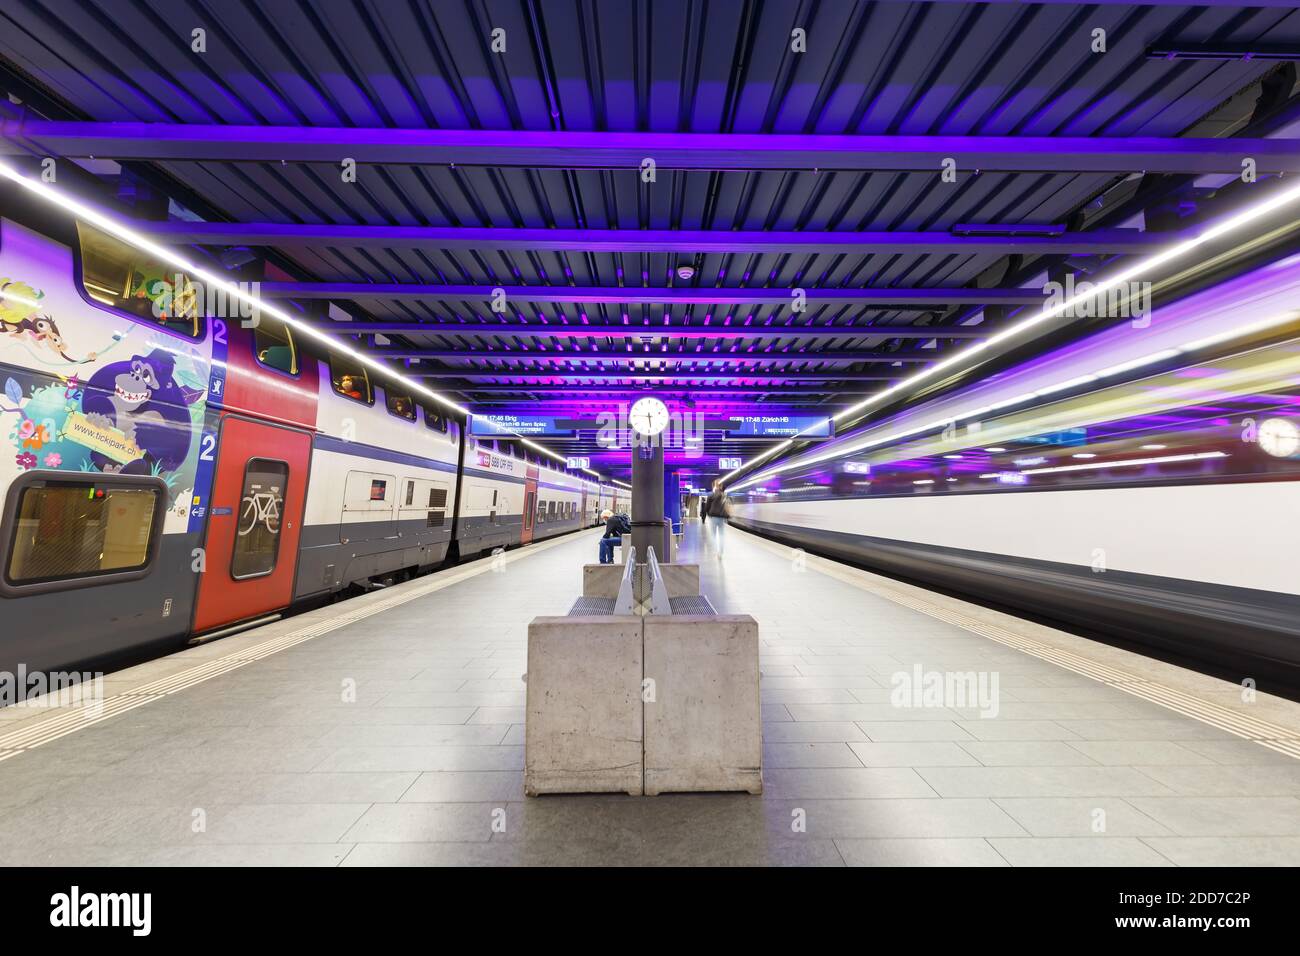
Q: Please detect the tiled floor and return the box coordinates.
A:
[2,521,1299,866]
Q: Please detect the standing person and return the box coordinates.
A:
[703,481,730,558]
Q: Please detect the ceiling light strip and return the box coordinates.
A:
[0,162,596,477]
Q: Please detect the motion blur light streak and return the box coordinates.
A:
[1019,451,1228,475]
[732,309,1300,492]
[726,177,1300,489]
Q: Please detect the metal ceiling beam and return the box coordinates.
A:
[374,347,936,363]
[458,385,877,395]
[6,121,1298,174]
[325,322,990,339]
[467,401,834,409]
[137,220,1165,254]
[406,369,904,382]
[260,282,1045,306]
[920,0,1297,6]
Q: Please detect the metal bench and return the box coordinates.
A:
[646,547,715,616]
[570,546,637,615]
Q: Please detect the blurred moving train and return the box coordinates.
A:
[0,212,627,679]
[731,249,1300,692]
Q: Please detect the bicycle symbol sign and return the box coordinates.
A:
[239,484,282,537]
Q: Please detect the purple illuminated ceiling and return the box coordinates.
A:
[2,0,1298,480]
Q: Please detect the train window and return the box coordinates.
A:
[2,475,163,593]
[329,354,373,405]
[76,223,204,339]
[421,402,450,433]
[369,479,387,501]
[252,322,298,376]
[385,390,416,422]
[427,485,448,528]
[232,459,287,579]
[405,481,415,507]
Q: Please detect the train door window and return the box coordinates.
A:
[405,481,415,507]
[2,475,164,593]
[386,390,416,422]
[491,488,498,525]
[370,479,387,501]
[329,354,373,405]
[76,223,204,339]
[253,322,298,376]
[232,459,288,579]
[427,484,448,528]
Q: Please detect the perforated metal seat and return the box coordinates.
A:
[669,595,716,616]
[569,595,616,616]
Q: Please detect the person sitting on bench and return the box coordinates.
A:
[598,509,630,564]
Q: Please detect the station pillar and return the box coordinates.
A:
[630,432,664,562]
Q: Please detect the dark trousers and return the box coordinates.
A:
[599,535,620,564]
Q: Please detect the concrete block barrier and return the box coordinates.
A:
[642,614,762,796]
[524,615,645,796]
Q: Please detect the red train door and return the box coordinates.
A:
[520,464,539,545]
[192,416,312,634]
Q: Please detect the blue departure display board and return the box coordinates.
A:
[470,415,575,437]
[725,415,833,439]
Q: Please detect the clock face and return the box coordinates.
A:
[1259,417,1300,458]
[629,397,670,436]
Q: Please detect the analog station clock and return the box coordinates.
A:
[1258,417,1300,458]
[629,396,670,437]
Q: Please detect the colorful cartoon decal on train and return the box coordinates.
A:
[1,278,118,366]
[1,273,210,518]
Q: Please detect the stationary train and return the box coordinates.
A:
[0,213,627,678]
[731,249,1300,692]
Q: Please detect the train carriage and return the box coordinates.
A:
[0,207,597,676]
[731,251,1300,689]
[0,215,216,672]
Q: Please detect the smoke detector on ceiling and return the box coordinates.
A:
[675,263,696,281]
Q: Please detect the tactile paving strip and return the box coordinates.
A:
[0,533,576,759]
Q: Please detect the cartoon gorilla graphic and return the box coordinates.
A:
[81,348,204,475]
